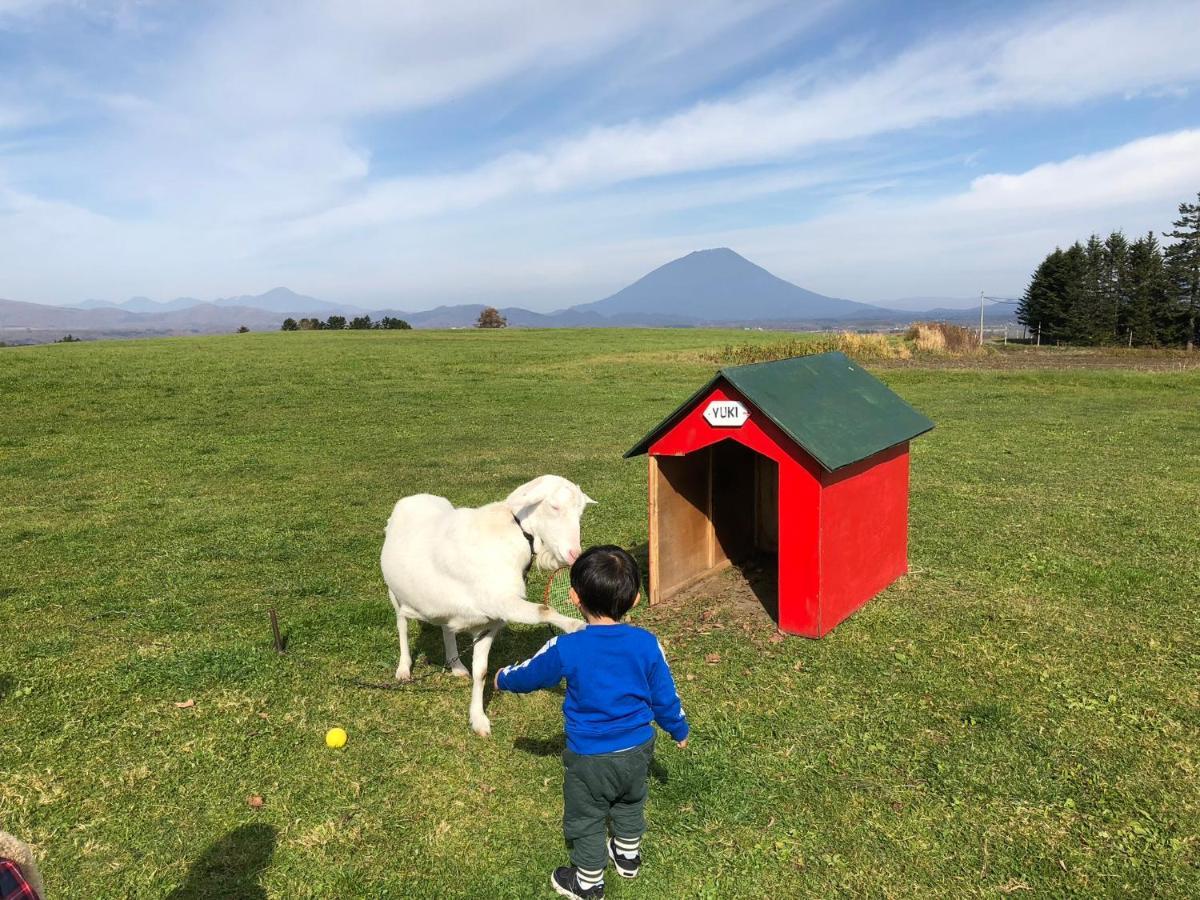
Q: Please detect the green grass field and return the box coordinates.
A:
[2,329,1198,898]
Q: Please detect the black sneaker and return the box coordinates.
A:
[607,838,641,879]
[550,867,604,899]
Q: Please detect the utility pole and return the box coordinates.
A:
[978,290,985,347]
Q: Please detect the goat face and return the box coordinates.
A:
[505,475,596,571]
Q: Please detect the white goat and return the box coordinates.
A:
[380,474,594,736]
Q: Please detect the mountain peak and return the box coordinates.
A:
[259,286,303,298]
[571,248,881,322]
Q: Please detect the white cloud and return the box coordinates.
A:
[677,130,1200,302]
[173,0,793,124]
[290,1,1200,236]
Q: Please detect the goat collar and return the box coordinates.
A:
[512,514,536,556]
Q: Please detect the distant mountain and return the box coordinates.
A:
[212,286,363,315]
[569,248,887,322]
[879,296,975,311]
[0,297,143,328]
[75,295,205,312]
[4,250,1022,345]
[0,296,286,343]
[71,287,354,316]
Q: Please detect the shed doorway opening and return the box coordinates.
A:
[649,440,779,622]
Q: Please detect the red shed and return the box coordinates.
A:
[625,351,933,637]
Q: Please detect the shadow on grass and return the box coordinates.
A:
[166,823,277,900]
[513,734,670,784]
[0,671,12,702]
[514,734,565,756]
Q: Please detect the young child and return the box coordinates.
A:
[494,545,689,900]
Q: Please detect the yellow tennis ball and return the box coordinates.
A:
[325,727,347,749]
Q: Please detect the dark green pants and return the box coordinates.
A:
[562,736,655,871]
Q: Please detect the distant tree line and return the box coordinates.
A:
[1018,194,1200,348]
[281,315,411,331]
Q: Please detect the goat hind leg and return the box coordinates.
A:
[442,625,470,677]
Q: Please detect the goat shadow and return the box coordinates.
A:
[0,671,13,703]
[166,823,277,900]
[407,621,566,711]
[408,621,559,671]
[514,734,670,784]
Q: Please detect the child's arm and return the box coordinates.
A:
[648,639,690,746]
[494,637,565,694]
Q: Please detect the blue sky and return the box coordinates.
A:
[2,0,1199,311]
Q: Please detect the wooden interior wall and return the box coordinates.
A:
[651,440,784,604]
[650,450,716,602]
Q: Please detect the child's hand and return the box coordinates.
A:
[493,671,502,692]
[676,738,688,749]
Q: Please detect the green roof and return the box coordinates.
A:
[624,351,934,471]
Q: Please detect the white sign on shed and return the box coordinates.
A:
[704,400,749,428]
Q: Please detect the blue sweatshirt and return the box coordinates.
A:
[496,623,689,755]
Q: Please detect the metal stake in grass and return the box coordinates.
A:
[268,607,285,654]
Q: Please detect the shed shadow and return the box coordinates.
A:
[629,542,650,590]
[166,823,277,900]
[735,555,779,625]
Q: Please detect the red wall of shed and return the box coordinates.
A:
[816,443,910,635]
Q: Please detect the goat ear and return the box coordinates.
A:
[582,493,597,506]
[505,475,551,511]
[505,494,543,521]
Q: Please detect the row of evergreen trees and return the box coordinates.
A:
[281,315,411,331]
[1017,194,1200,348]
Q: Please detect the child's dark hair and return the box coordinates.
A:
[569,545,641,620]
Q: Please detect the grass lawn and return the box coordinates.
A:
[2,329,1198,898]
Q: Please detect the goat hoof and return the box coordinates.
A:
[395,666,412,682]
[448,664,470,678]
[471,717,492,738]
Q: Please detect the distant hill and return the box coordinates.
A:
[0,296,287,344]
[569,248,888,322]
[212,287,363,315]
[72,287,356,316]
[1,297,143,328]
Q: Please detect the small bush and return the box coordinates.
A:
[905,321,980,354]
[476,307,507,328]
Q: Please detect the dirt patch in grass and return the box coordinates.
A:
[642,562,783,636]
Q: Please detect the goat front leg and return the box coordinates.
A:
[469,622,505,737]
[502,598,586,634]
[442,625,470,677]
[388,590,412,681]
